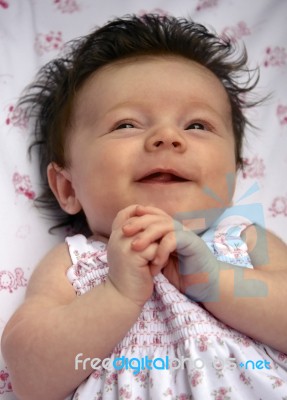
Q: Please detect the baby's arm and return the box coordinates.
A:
[1,205,158,400]
[205,224,287,353]
[1,244,141,400]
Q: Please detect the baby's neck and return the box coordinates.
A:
[89,233,109,244]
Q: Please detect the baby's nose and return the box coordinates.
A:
[145,126,187,153]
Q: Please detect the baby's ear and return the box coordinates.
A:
[47,162,82,215]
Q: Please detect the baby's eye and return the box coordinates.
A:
[186,122,206,131]
[115,122,135,130]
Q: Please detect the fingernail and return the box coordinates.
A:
[122,223,131,229]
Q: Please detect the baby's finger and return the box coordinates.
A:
[140,242,159,263]
[112,204,141,230]
[122,213,171,237]
[153,231,177,267]
[149,262,165,277]
[131,218,177,251]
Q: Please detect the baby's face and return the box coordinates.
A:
[65,56,236,237]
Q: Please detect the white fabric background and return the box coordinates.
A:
[0,0,286,397]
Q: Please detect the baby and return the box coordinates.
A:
[2,14,287,400]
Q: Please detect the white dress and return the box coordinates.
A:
[65,220,287,400]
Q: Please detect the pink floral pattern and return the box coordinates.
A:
[176,395,193,400]
[211,386,231,400]
[54,0,80,13]
[12,172,36,200]
[65,233,287,399]
[0,368,12,394]
[195,0,219,12]
[118,384,132,399]
[242,156,266,179]
[239,371,253,388]
[263,46,287,67]
[34,31,64,56]
[5,104,28,129]
[196,335,210,352]
[0,0,9,9]
[221,21,251,43]
[269,196,287,217]
[276,104,287,126]
[269,375,285,389]
[189,370,203,387]
[0,268,28,293]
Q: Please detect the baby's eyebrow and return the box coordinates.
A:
[99,103,147,124]
[104,101,145,114]
[105,100,224,114]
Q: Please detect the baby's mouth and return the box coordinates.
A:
[138,172,188,183]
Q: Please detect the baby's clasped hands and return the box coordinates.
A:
[121,204,221,302]
[107,205,160,308]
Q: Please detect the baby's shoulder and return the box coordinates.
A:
[25,241,75,302]
[241,224,287,271]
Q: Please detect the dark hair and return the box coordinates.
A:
[21,13,260,234]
